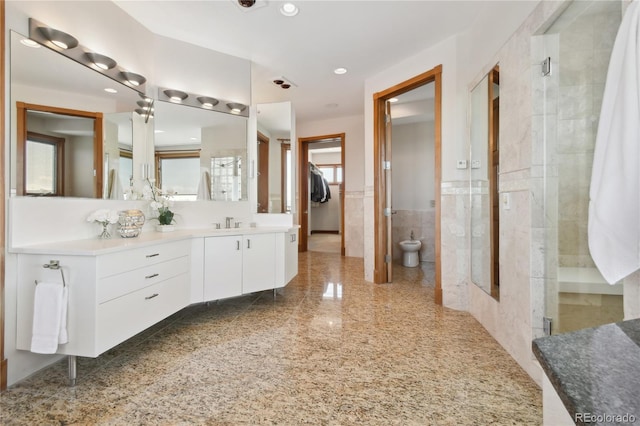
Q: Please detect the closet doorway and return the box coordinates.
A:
[298,133,345,255]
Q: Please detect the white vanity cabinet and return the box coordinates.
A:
[203,232,276,299]
[241,233,276,294]
[16,239,191,358]
[203,235,243,300]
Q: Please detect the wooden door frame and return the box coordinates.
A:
[298,133,346,255]
[256,131,269,213]
[1,0,6,391]
[373,65,443,305]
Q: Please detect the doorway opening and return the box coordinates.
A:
[373,66,442,305]
[298,133,345,255]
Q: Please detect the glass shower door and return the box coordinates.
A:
[541,0,624,335]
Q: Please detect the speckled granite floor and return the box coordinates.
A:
[1,252,541,425]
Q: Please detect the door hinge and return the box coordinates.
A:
[383,161,391,170]
[543,317,552,336]
[385,113,391,124]
[385,254,391,263]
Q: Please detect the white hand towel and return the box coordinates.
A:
[196,171,212,200]
[30,282,65,354]
[588,0,640,284]
[58,286,69,345]
[108,169,124,200]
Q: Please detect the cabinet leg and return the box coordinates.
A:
[273,288,277,300]
[68,355,77,387]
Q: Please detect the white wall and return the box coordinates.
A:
[391,121,435,210]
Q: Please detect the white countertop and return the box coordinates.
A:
[10,226,299,256]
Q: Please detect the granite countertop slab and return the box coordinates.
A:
[533,319,640,425]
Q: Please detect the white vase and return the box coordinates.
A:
[156,224,175,232]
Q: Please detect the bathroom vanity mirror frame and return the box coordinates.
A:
[470,64,500,299]
[10,30,141,199]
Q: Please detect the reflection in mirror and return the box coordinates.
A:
[256,102,293,213]
[10,31,141,199]
[153,100,248,201]
[470,64,500,299]
[17,103,102,197]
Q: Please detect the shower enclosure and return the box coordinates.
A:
[539,0,624,335]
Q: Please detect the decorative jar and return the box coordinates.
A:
[118,209,145,238]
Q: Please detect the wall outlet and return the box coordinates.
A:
[456,160,468,169]
[471,159,481,169]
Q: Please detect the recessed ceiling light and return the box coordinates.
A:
[154,130,165,134]
[334,67,347,75]
[104,88,118,94]
[280,2,299,17]
[20,38,40,48]
[389,98,399,103]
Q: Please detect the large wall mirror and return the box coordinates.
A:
[153,100,248,201]
[256,102,293,213]
[10,30,141,199]
[470,64,500,299]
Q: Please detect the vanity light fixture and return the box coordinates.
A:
[280,2,299,17]
[158,87,249,117]
[29,18,148,94]
[227,102,247,114]
[334,67,348,75]
[85,52,117,70]
[121,71,147,87]
[197,96,219,108]
[36,26,78,50]
[163,89,189,103]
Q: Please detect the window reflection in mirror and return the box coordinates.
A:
[10,30,141,199]
[153,100,248,201]
[470,64,500,300]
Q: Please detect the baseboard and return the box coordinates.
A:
[310,230,340,234]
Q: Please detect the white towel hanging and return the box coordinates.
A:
[31,281,67,354]
[588,0,640,284]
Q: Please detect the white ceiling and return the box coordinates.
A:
[113,0,537,124]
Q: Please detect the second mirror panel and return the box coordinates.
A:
[153,100,248,201]
[256,102,293,213]
[470,65,500,299]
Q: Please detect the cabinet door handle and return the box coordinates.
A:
[146,253,160,258]
[145,273,159,279]
[145,293,159,300]
[236,240,240,251]
[247,239,251,249]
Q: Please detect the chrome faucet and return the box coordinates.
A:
[225,217,233,229]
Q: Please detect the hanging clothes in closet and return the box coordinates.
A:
[309,162,331,203]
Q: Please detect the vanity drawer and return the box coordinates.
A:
[97,240,190,278]
[97,255,190,303]
[96,272,190,354]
